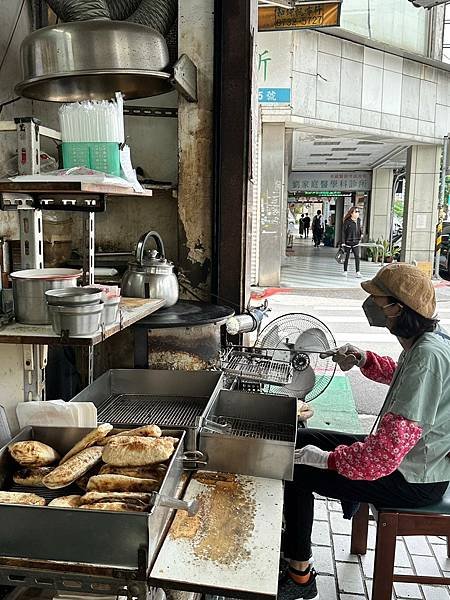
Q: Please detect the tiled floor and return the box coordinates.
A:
[312,496,450,599]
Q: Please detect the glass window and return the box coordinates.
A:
[340,0,429,56]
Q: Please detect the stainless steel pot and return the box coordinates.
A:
[49,302,104,336]
[15,21,172,102]
[45,287,102,307]
[10,269,82,325]
[121,231,179,307]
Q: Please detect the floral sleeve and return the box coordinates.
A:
[360,351,397,385]
[327,412,422,480]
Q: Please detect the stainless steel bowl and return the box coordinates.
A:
[49,303,104,336]
[45,288,102,307]
[15,21,172,102]
[102,297,121,326]
[10,269,82,325]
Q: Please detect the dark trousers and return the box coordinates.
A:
[343,244,360,272]
[313,229,323,247]
[284,428,448,561]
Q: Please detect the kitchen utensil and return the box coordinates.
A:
[45,288,102,307]
[10,269,82,325]
[102,296,120,326]
[15,21,172,102]
[121,231,179,307]
[49,302,104,336]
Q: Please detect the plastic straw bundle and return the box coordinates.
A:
[59,93,124,143]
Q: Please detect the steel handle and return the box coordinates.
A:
[136,230,166,265]
[153,492,199,517]
[202,418,231,434]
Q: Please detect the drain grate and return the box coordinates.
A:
[97,394,208,428]
[211,416,294,442]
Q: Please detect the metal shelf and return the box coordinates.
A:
[0,298,165,347]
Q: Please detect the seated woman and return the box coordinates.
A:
[279,263,450,600]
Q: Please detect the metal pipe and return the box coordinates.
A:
[434,135,448,278]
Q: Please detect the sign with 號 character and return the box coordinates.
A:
[259,2,342,32]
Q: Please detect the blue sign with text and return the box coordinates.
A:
[258,88,291,104]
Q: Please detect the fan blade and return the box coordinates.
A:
[294,327,330,353]
[284,366,316,398]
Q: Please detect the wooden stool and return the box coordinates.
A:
[350,488,450,600]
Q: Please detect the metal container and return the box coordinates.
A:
[0,426,188,596]
[45,287,102,307]
[15,21,172,102]
[70,369,223,451]
[49,302,104,336]
[10,268,82,325]
[121,231,179,307]
[200,390,297,481]
[102,296,120,326]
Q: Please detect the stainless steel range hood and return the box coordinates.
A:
[15,20,173,102]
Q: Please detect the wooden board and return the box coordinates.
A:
[150,472,283,599]
[0,180,153,197]
[0,298,165,346]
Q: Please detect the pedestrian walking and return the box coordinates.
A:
[299,215,304,238]
[342,206,362,278]
[279,263,450,600]
[312,210,324,248]
[303,213,310,239]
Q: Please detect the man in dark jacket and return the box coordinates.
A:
[303,214,311,239]
[312,210,324,248]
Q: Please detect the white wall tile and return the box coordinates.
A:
[419,79,437,122]
[382,71,402,116]
[381,113,400,132]
[401,76,420,119]
[437,70,450,107]
[400,117,418,135]
[362,65,383,112]
[340,59,362,109]
[364,47,383,68]
[318,33,341,56]
[361,109,382,129]
[434,104,448,137]
[384,53,403,73]
[293,30,318,75]
[340,106,361,126]
[316,100,339,122]
[292,72,316,118]
[317,52,341,104]
[342,40,363,62]
[403,59,422,78]
[418,120,435,138]
[423,65,437,83]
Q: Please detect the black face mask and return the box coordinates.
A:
[362,297,398,328]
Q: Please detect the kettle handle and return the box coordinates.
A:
[136,231,166,266]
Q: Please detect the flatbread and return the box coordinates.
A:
[86,474,159,493]
[60,424,113,464]
[0,491,46,506]
[9,441,59,467]
[43,446,103,489]
[48,495,82,508]
[102,436,175,467]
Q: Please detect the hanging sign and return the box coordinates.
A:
[289,171,373,192]
[259,2,342,31]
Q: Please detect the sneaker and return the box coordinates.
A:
[278,569,319,599]
[356,272,362,278]
[279,557,315,583]
[343,271,348,277]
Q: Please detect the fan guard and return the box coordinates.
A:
[256,313,336,402]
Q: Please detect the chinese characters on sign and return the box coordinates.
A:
[258,2,342,32]
[259,88,291,103]
[289,171,373,193]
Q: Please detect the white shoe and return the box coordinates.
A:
[343,272,348,277]
[356,272,362,278]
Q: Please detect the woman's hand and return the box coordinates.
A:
[320,344,366,372]
[294,445,330,468]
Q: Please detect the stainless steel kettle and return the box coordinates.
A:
[121,231,179,307]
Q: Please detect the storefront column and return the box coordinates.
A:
[402,145,441,264]
[258,123,286,287]
[369,168,394,242]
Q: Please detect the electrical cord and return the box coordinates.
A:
[0,0,26,77]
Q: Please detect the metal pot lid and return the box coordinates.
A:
[15,21,172,102]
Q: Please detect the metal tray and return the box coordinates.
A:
[0,426,187,596]
[199,390,297,481]
[70,369,223,450]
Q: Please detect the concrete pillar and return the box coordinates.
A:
[402,145,441,264]
[369,168,394,242]
[258,123,286,286]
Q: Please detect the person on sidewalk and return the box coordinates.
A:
[312,210,324,248]
[303,213,311,239]
[342,207,362,278]
[278,264,450,600]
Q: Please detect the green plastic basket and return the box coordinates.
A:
[62,142,120,177]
